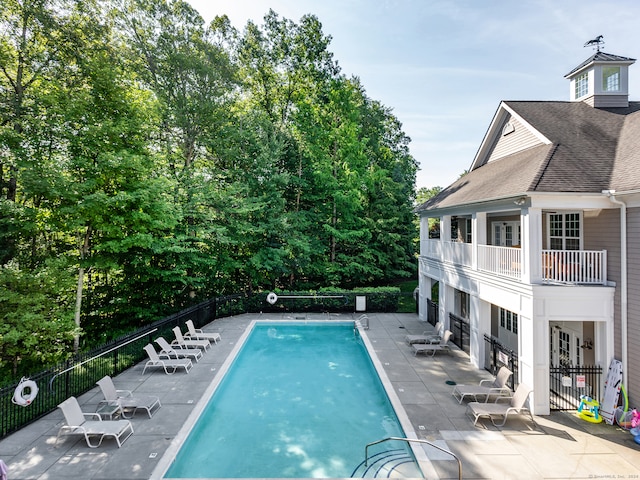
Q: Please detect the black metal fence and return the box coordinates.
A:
[427,299,438,326]
[0,294,245,439]
[450,313,470,354]
[483,334,518,391]
[549,365,602,411]
[0,290,406,439]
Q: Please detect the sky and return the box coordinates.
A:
[186,0,640,190]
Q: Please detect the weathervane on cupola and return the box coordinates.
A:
[584,35,604,51]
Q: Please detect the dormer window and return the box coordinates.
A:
[602,66,620,91]
[575,72,588,98]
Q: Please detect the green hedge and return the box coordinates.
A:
[253,287,401,313]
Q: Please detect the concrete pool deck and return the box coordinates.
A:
[1,312,639,479]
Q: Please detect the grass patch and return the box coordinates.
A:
[396,279,418,313]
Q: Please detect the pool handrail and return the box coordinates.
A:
[364,436,462,480]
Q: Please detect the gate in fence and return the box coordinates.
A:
[427,299,438,326]
[450,313,470,354]
[549,364,602,411]
[483,334,517,391]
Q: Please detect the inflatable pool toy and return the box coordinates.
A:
[577,395,603,423]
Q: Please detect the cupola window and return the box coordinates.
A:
[575,72,588,98]
[602,66,620,91]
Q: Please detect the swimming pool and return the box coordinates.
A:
[155,321,425,478]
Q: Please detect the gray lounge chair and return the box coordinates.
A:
[467,383,534,426]
[56,396,134,448]
[404,321,443,345]
[156,336,203,363]
[185,319,221,344]
[172,326,210,351]
[142,344,193,374]
[412,330,452,356]
[452,366,513,403]
[96,375,161,418]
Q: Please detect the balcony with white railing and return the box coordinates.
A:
[477,245,522,280]
[421,240,608,285]
[541,249,607,285]
[422,239,473,267]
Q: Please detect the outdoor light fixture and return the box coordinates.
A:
[580,339,593,350]
[514,197,526,206]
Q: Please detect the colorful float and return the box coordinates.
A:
[577,394,603,423]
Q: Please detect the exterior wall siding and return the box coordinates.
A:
[626,207,640,406]
[584,208,621,350]
[488,116,542,163]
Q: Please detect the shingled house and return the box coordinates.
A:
[415,49,640,415]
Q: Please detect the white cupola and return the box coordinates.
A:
[565,41,635,108]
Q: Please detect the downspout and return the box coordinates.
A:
[603,190,628,390]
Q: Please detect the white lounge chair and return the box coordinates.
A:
[404,321,443,345]
[412,330,452,356]
[56,396,134,448]
[185,319,221,344]
[172,326,210,351]
[96,375,161,418]
[467,383,534,426]
[156,336,203,363]
[142,344,193,374]
[452,366,513,403]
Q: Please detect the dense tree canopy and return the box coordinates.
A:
[0,0,419,375]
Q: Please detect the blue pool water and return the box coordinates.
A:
[164,322,415,478]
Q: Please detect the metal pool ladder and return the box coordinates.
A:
[364,436,462,480]
[356,314,369,330]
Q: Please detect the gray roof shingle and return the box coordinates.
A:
[416,101,640,212]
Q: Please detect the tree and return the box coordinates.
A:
[0,261,77,377]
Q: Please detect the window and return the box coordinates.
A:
[548,213,581,250]
[492,221,521,247]
[465,219,472,243]
[559,331,571,367]
[575,72,588,98]
[499,308,518,334]
[602,66,620,92]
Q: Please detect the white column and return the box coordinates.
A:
[527,299,549,415]
[440,283,454,331]
[470,295,491,368]
[420,215,429,257]
[418,274,432,323]
[472,212,487,271]
[441,215,452,242]
[524,207,543,283]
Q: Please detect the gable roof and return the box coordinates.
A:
[416,101,640,212]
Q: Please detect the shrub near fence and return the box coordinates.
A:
[0,289,402,439]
